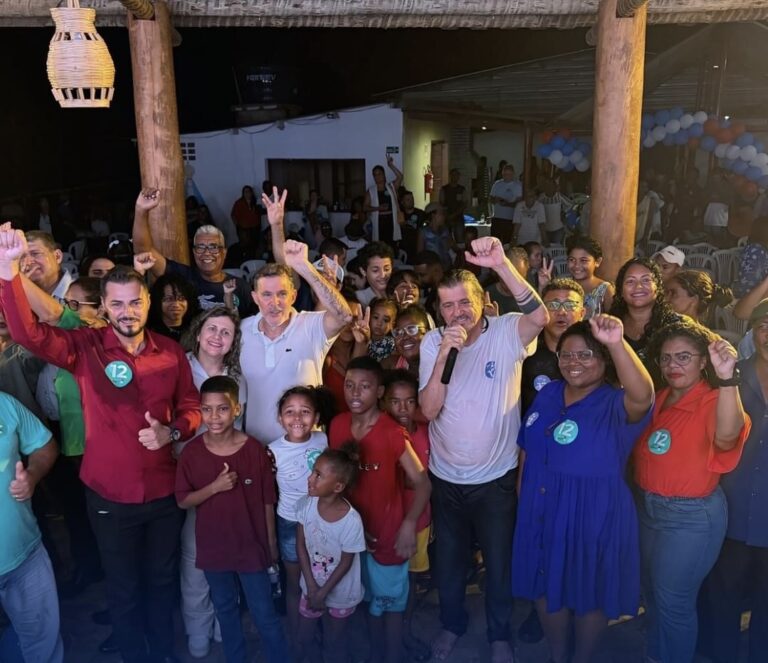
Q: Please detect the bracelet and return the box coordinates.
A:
[716,367,741,387]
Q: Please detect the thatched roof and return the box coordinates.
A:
[3,0,768,29]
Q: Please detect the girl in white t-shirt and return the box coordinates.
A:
[296,445,366,663]
[268,386,334,649]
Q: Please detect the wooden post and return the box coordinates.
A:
[127,1,189,264]
[523,125,534,194]
[590,0,647,280]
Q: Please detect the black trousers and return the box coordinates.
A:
[701,537,768,663]
[86,489,183,663]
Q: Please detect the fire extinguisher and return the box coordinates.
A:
[424,166,434,196]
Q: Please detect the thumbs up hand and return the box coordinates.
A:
[9,461,34,501]
[138,411,172,451]
[210,462,238,494]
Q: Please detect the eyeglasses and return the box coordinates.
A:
[556,349,595,363]
[545,300,581,312]
[656,352,702,367]
[161,295,187,304]
[192,244,224,255]
[392,325,426,339]
[63,298,99,311]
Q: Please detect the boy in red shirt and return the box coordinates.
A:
[175,376,288,663]
[330,357,431,663]
[382,369,433,662]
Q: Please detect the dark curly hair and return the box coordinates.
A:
[317,441,360,489]
[647,320,719,388]
[277,385,337,430]
[566,235,604,260]
[556,320,617,384]
[609,258,679,344]
[148,272,201,336]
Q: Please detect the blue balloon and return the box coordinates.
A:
[732,160,749,174]
[759,175,768,188]
[580,142,592,156]
[689,123,704,137]
[642,114,655,130]
[755,141,765,153]
[561,161,575,172]
[562,142,575,156]
[655,110,671,126]
[721,158,735,170]
[747,166,763,182]
[675,130,689,145]
[663,134,675,146]
[700,135,717,152]
[736,132,755,147]
[551,136,566,149]
[670,107,685,120]
[537,144,553,158]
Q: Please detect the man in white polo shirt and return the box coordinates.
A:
[240,194,353,444]
[420,235,548,663]
[489,165,523,245]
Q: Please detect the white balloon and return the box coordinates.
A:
[575,160,590,172]
[755,153,768,167]
[569,150,584,164]
[693,110,709,124]
[726,144,741,160]
[665,119,681,134]
[652,126,667,142]
[549,150,563,165]
[643,136,656,149]
[740,145,758,162]
[714,144,729,158]
[761,164,768,176]
[679,114,694,129]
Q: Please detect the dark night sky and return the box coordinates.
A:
[0,24,693,200]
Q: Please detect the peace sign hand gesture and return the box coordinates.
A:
[351,305,371,345]
[538,256,554,290]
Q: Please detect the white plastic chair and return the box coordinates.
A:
[737,236,749,247]
[691,242,717,255]
[240,259,266,277]
[67,239,87,262]
[553,256,569,277]
[714,306,748,337]
[59,251,75,263]
[547,247,568,261]
[646,240,664,256]
[223,268,245,280]
[109,232,130,244]
[61,262,79,279]
[711,249,741,285]
[684,253,716,275]
[675,244,698,257]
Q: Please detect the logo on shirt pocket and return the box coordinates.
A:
[485,361,496,379]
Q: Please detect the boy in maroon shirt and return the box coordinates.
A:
[176,376,288,663]
[329,356,430,663]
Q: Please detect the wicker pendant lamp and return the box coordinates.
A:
[46,0,115,108]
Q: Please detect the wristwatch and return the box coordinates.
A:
[716,367,741,387]
[170,427,182,443]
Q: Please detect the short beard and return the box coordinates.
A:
[110,319,145,338]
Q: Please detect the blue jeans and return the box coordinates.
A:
[204,569,288,663]
[638,487,727,663]
[431,469,517,643]
[0,542,64,663]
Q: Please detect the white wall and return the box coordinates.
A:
[403,117,452,208]
[474,129,525,178]
[181,104,404,228]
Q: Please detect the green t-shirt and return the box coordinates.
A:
[55,308,85,457]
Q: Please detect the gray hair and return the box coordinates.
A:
[193,225,225,245]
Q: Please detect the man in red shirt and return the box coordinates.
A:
[0,224,201,663]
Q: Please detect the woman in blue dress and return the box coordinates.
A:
[513,315,655,663]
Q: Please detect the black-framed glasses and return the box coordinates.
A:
[192,244,224,255]
[546,300,581,312]
[556,349,595,363]
[392,325,426,339]
[656,352,702,367]
[63,298,99,311]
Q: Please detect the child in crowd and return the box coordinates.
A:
[523,241,544,290]
[382,370,432,662]
[355,242,394,307]
[367,297,398,362]
[268,385,334,648]
[342,219,368,263]
[381,305,430,375]
[329,357,431,663]
[176,376,288,663]
[295,445,366,663]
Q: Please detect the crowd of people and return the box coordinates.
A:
[0,157,766,663]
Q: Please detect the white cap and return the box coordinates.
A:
[652,246,685,267]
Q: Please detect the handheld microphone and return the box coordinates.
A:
[441,347,459,385]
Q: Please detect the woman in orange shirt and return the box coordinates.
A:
[634,321,750,663]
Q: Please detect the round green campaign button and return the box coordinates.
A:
[105,360,133,388]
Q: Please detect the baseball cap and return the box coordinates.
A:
[749,298,768,327]
[652,246,685,267]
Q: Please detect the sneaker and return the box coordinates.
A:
[187,636,210,659]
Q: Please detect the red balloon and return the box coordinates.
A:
[731,122,746,137]
[559,128,572,140]
[742,182,758,199]
[542,130,554,143]
[733,175,747,188]
[703,119,720,135]
[716,128,733,144]
[688,137,700,149]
